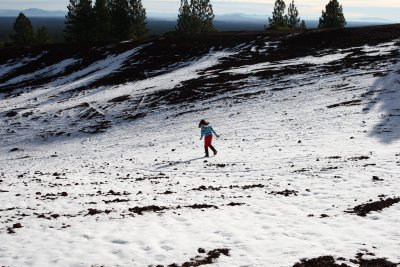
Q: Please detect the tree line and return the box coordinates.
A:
[9,13,52,47]
[64,0,147,43]
[268,0,346,29]
[7,0,346,47]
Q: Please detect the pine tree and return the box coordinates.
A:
[35,26,52,44]
[287,0,300,29]
[94,0,112,42]
[318,0,346,28]
[192,0,215,33]
[11,13,34,47]
[268,0,287,29]
[129,0,147,39]
[64,0,95,43]
[176,0,215,34]
[109,0,131,40]
[300,20,307,30]
[176,0,191,33]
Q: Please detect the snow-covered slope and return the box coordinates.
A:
[1,27,400,267]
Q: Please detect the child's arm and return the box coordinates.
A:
[200,128,205,140]
[211,127,219,137]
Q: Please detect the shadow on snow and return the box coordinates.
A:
[364,60,400,143]
[155,156,205,169]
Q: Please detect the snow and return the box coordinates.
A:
[0,54,44,78]
[0,58,78,87]
[1,40,400,267]
[225,51,352,75]
[0,46,145,115]
[46,47,144,89]
[361,40,399,56]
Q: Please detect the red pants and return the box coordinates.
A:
[204,135,213,148]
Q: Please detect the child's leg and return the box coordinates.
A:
[205,135,212,148]
[210,145,217,155]
[204,135,212,157]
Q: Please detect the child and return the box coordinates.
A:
[199,119,219,157]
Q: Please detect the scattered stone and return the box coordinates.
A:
[159,190,174,195]
[242,184,265,190]
[192,185,222,191]
[270,189,298,197]
[13,223,22,228]
[86,208,112,216]
[186,204,218,210]
[4,111,18,117]
[103,198,129,204]
[226,202,244,206]
[128,205,169,215]
[349,156,370,161]
[327,100,362,109]
[372,176,384,181]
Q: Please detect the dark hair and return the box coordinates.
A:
[199,119,209,128]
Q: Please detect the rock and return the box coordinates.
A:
[61,192,68,196]
[372,176,383,181]
[4,111,18,117]
[13,223,22,228]
[198,248,206,253]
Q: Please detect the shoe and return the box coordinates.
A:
[210,146,217,156]
[205,148,209,157]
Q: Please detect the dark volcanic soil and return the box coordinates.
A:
[346,197,400,216]
[157,248,230,267]
[293,254,399,267]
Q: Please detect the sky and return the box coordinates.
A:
[0,0,399,21]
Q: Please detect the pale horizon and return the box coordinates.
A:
[0,0,399,21]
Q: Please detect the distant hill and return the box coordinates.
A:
[0,8,66,17]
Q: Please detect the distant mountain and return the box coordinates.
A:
[0,8,66,17]
[353,17,393,23]
[215,13,267,23]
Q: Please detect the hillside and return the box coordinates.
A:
[1,25,400,266]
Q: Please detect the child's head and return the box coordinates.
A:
[199,119,208,128]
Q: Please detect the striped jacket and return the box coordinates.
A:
[201,125,218,139]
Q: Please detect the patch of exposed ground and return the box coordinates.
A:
[153,248,230,267]
[293,252,399,267]
[346,197,400,216]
